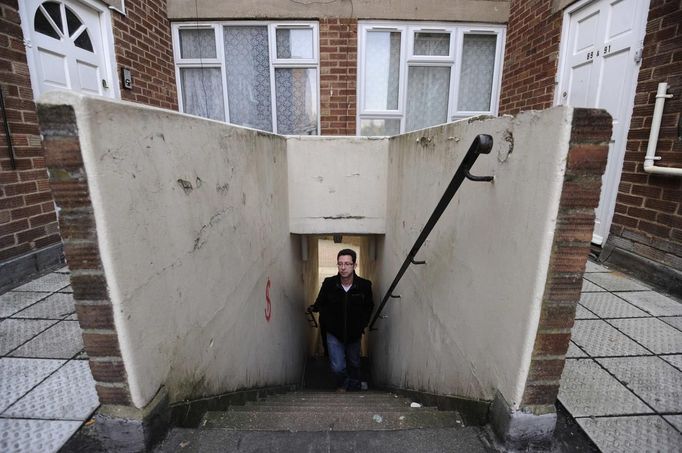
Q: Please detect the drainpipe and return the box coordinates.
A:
[643,82,681,176]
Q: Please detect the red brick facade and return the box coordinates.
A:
[499,0,681,284]
[319,18,358,136]
[0,0,60,263]
[1,0,177,271]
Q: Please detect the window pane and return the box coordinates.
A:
[275,68,318,135]
[34,8,60,39]
[405,66,450,132]
[360,119,400,136]
[364,31,401,111]
[180,67,225,121]
[276,28,313,59]
[224,26,273,131]
[458,34,496,111]
[180,28,216,59]
[74,29,93,52]
[65,7,81,37]
[414,32,449,56]
[42,2,63,34]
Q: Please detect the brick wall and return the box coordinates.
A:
[498,0,562,114]
[608,0,681,273]
[112,0,177,109]
[0,1,61,264]
[319,18,357,135]
[1,0,177,272]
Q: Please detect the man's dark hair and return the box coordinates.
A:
[337,248,356,263]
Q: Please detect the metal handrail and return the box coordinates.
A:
[368,134,494,330]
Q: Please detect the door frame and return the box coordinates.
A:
[18,0,120,99]
[554,0,650,245]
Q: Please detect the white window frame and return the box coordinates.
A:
[172,21,320,135]
[357,21,505,135]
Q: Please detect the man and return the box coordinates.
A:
[310,249,374,392]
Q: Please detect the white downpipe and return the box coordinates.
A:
[643,82,681,176]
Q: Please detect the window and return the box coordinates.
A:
[172,22,319,135]
[358,22,505,136]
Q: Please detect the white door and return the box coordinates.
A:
[20,0,116,98]
[556,0,649,244]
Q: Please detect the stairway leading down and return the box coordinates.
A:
[156,390,494,452]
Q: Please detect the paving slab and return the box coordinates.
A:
[570,320,651,357]
[609,318,682,354]
[0,418,82,453]
[661,316,682,331]
[12,273,70,293]
[579,292,649,319]
[54,267,70,274]
[558,359,652,417]
[661,354,682,371]
[0,358,65,413]
[613,291,682,317]
[3,360,99,420]
[584,261,610,273]
[576,416,682,453]
[9,321,84,359]
[663,415,682,432]
[11,293,75,320]
[0,319,57,355]
[596,357,682,413]
[575,304,598,319]
[584,272,649,292]
[0,292,50,318]
[582,279,606,292]
[566,341,588,358]
[58,285,73,294]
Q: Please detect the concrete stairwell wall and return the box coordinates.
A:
[372,107,610,445]
[36,92,307,414]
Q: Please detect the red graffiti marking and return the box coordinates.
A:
[265,278,272,322]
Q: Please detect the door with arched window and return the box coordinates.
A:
[20,0,117,98]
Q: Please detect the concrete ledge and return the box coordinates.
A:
[601,242,682,298]
[89,387,170,452]
[489,392,556,449]
[379,386,490,426]
[169,384,299,428]
[0,243,64,293]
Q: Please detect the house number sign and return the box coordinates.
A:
[586,44,612,61]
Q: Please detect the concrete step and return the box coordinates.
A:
[200,409,464,431]
[230,404,439,412]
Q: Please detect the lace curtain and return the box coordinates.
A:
[405,66,450,132]
[275,68,318,135]
[458,34,496,111]
[180,68,225,121]
[364,31,401,111]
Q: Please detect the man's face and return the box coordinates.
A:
[337,254,356,279]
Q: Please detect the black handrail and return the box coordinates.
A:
[368,134,494,331]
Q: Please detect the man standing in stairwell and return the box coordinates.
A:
[310,249,374,392]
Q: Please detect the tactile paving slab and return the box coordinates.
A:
[576,416,682,453]
[0,418,82,453]
[0,319,56,356]
[579,292,649,319]
[614,292,682,317]
[582,279,605,292]
[12,293,75,320]
[584,272,649,292]
[609,318,682,354]
[597,357,682,413]
[570,320,651,357]
[566,341,587,358]
[558,359,652,417]
[12,273,70,293]
[0,292,49,318]
[0,358,64,412]
[575,304,598,319]
[9,321,84,359]
[3,360,99,420]
[663,415,682,432]
[661,354,682,371]
[584,261,609,273]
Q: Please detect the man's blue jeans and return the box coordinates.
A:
[326,333,361,390]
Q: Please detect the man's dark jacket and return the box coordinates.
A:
[313,273,374,343]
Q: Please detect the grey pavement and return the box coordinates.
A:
[0,267,99,453]
[560,260,682,452]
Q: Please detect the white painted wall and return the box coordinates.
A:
[40,92,307,409]
[371,108,573,411]
[287,136,388,234]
